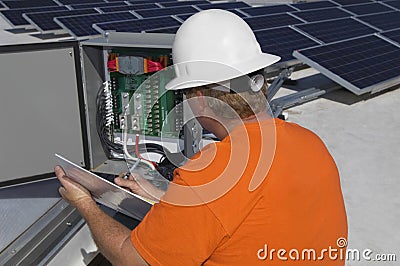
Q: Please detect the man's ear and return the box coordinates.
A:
[196,90,206,112]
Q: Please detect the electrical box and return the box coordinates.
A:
[0,32,202,265]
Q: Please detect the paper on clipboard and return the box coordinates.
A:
[55,154,155,221]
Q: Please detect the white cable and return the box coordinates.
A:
[122,120,155,171]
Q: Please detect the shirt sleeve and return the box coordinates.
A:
[131,172,228,266]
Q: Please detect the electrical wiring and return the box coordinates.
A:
[122,121,156,170]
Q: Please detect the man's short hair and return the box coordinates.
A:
[183,72,269,119]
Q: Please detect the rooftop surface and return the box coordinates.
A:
[1,12,399,265]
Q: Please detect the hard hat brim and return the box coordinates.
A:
[165,53,281,91]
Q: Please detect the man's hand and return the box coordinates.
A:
[55,166,95,209]
[114,173,165,201]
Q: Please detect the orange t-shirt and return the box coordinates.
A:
[131,118,348,265]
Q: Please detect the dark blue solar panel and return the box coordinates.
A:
[175,13,193,21]
[384,0,400,10]
[69,2,128,9]
[24,9,99,32]
[381,28,400,45]
[196,2,250,10]
[99,3,157,13]
[341,2,394,15]
[332,0,374,5]
[294,35,400,93]
[1,0,59,9]
[295,18,376,44]
[228,9,248,18]
[358,11,400,31]
[0,6,68,27]
[291,7,351,22]
[135,6,198,18]
[145,26,180,33]
[240,5,296,16]
[58,0,104,4]
[54,11,137,37]
[255,26,318,61]
[290,1,339,10]
[160,1,208,7]
[244,13,303,31]
[94,16,181,33]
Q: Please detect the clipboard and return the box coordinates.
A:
[55,154,155,220]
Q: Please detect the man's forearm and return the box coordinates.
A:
[76,200,147,266]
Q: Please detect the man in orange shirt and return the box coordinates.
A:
[55,9,347,265]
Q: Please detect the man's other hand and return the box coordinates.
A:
[55,166,94,208]
[114,173,164,201]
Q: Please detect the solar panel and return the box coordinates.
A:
[175,13,193,22]
[291,7,352,22]
[341,2,394,15]
[332,0,374,5]
[290,1,339,10]
[240,5,296,16]
[1,0,59,9]
[255,26,319,62]
[195,2,250,10]
[357,11,400,31]
[160,1,208,7]
[54,11,137,38]
[227,9,248,18]
[293,35,400,94]
[145,26,180,33]
[380,28,400,45]
[384,0,400,10]
[295,18,377,44]
[0,6,68,27]
[134,6,198,18]
[57,0,104,4]
[93,16,181,34]
[23,9,99,33]
[99,3,158,13]
[69,2,128,9]
[244,13,303,31]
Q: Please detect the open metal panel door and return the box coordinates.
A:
[0,41,90,185]
[0,41,92,265]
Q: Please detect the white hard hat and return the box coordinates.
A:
[165,9,281,91]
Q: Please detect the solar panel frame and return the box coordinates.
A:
[58,0,105,4]
[380,28,400,45]
[293,35,400,95]
[144,25,180,33]
[383,0,400,10]
[98,3,158,13]
[0,6,68,27]
[159,1,208,7]
[23,8,99,33]
[175,13,193,22]
[54,11,137,39]
[93,15,181,34]
[254,26,319,62]
[133,6,198,18]
[240,5,296,17]
[341,2,395,15]
[244,13,304,31]
[69,2,128,10]
[357,10,400,31]
[195,1,250,10]
[332,0,374,5]
[290,7,352,22]
[0,0,59,9]
[294,17,377,44]
[290,1,339,10]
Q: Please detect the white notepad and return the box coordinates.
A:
[55,154,155,220]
